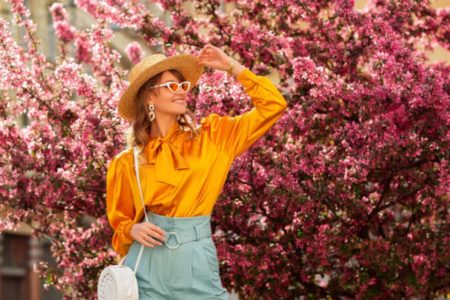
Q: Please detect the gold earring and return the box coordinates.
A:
[148,104,155,121]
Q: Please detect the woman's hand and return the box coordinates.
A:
[197,44,244,75]
[130,222,166,248]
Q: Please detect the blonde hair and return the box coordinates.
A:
[125,69,201,164]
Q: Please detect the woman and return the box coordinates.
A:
[106,43,288,299]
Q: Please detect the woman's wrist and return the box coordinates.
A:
[226,58,245,77]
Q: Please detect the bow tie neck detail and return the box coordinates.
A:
[146,136,189,186]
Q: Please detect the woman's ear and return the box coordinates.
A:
[146,89,156,104]
[146,94,154,106]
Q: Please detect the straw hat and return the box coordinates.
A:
[118,53,205,121]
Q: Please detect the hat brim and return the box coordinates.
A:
[118,53,205,121]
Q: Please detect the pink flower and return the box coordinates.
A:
[53,21,76,42]
[125,42,144,65]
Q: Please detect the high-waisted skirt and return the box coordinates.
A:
[123,210,228,300]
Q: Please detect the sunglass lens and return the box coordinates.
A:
[181,82,190,91]
[168,82,179,92]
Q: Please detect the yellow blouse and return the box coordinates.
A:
[106,67,288,257]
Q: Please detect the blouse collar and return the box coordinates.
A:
[148,120,180,142]
[143,121,189,186]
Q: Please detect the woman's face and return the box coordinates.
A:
[147,71,189,116]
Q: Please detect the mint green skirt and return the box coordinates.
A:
[123,211,228,300]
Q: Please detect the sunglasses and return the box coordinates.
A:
[149,81,191,93]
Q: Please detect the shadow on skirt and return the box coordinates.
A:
[123,211,229,300]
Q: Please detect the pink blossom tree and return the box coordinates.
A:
[0,0,449,299]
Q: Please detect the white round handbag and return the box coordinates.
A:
[97,146,151,300]
[97,262,139,300]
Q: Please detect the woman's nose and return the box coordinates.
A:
[177,86,187,94]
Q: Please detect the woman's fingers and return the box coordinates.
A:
[147,234,163,246]
[199,51,212,59]
[146,222,163,234]
[131,222,166,248]
[199,44,216,57]
[139,231,163,248]
[199,46,211,56]
[140,234,162,248]
[197,44,231,71]
[146,223,165,241]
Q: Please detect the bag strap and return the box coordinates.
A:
[118,146,149,274]
[133,146,150,223]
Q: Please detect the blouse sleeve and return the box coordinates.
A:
[200,68,288,158]
[106,155,136,257]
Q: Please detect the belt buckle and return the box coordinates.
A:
[164,231,180,249]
